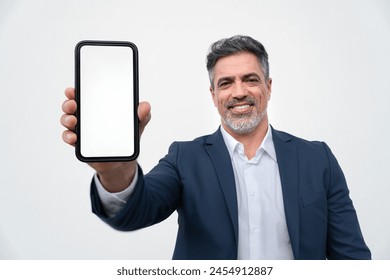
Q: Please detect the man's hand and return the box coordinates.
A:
[60,87,151,192]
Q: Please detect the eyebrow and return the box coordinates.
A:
[216,72,262,85]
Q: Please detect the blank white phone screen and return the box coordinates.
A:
[79,45,134,158]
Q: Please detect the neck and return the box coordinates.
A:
[223,117,269,159]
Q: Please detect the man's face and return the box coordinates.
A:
[210,52,272,135]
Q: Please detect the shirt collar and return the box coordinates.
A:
[220,124,277,162]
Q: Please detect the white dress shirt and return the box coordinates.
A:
[95,125,294,259]
[220,125,293,259]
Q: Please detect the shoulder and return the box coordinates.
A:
[272,127,326,148]
[168,129,222,149]
[272,127,343,184]
[163,130,225,165]
[271,126,334,159]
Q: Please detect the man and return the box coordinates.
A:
[61,35,371,259]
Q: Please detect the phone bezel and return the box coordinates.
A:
[74,40,139,162]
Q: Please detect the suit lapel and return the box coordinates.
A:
[203,127,300,258]
[204,129,239,245]
[272,127,300,259]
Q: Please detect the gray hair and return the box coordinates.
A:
[206,35,269,88]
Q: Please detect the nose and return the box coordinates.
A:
[231,82,247,99]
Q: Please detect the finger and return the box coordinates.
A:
[65,87,75,100]
[60,114,77,130]
[62,130,77,146]
[62,99,77,114]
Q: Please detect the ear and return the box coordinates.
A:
[266,78,272,100]
[210,86,218,107]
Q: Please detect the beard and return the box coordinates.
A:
[221,97,267,135]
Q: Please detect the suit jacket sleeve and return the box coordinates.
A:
[90,142,182,231]
[322,142,371,259]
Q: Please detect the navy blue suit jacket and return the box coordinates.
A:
[91,127,371,259]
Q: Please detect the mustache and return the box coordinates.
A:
[226,97,257,108]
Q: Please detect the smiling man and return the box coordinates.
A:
[210,51,271,159]
[61,35,371,259]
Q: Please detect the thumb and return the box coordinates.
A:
[138,101,151,136]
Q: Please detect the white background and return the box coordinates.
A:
[0,0,389,259]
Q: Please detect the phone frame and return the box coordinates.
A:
[74,40,139,162]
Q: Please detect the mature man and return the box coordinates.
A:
[61,35,371,259]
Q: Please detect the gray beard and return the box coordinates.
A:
[222,108,267,135]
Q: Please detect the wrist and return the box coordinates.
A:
[96,162,137,193]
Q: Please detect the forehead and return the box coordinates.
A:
[213,52,264,78]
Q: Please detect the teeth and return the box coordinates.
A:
[233,105,250,109]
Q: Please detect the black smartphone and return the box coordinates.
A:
[75,40,139,162]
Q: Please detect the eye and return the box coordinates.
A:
[246,76,260,83]
[218,80,232,89]
[244,76,261,87]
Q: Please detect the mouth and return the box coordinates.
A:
[227,103,254,114]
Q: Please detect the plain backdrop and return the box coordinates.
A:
[0,0,389,259]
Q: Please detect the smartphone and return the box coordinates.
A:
[75,40,139,162]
